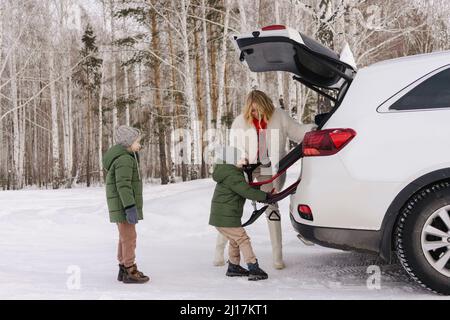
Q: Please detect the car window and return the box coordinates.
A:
[390,68,450,111]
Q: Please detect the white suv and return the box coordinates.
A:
[234,25,450,294]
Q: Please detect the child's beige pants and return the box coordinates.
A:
[117,222,137,267]
[216,227,257,265]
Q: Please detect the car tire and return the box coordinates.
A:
[395,181,450,295]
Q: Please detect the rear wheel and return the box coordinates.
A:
[395,182,450,295]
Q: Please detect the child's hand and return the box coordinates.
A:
[125,206,139,224]
[259,189,277,204]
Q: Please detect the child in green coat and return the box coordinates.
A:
[102,125,149,284]
[209,146,274,281]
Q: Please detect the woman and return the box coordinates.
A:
[213,90,317,269]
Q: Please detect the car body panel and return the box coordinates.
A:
[291,52,450,233]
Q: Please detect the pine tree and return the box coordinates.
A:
[77,23,102,187]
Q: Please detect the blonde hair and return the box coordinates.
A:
[243,90,275,125]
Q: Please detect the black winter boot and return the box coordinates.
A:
[247,260,268,281]
[226,261,250,277]
[117,264,125,281]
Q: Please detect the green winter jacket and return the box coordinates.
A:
[209,164,267,228]
[102,144,143,223]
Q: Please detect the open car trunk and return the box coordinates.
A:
[233,25,357,120]
[232,26,358,183]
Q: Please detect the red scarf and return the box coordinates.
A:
[252,118,268,162]
[252,118,267,132]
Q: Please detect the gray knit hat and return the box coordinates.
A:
[114,125,142,147]
[214,145,243,165]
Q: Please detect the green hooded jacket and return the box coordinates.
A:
[209,164,267,228]
[102,144,143,223]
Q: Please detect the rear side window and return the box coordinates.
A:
[390,68,450,111]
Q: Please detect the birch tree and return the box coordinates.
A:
[215,0,231,142]
[179,0,201,178]
[237,0,258,90]
[274,0,284,108]
[0,3,4,187]
[109,0,118,136]
[48,48,60,189]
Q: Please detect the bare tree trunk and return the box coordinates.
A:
[151,10,168,185]
[73,112,82,184]
[32,81,39,186]
[57,0,70,187]
[0,5,3,187]
[86,77,92,187]
[98,52,106,183]
[168,21,184,182]
[123,64,130,126]
[165,122,175,183]
[7,116,14,190]
[274,0,284,108]
[286,8,298,118]
[200,0,214,176]
[19,77,25,186]
[9,49,24,190]
[0,100,3,187]
[67,59,74,185]
[48,49,60,189]
[215,0,230,141]
[180,0,200,179]
[61,52,74,187]
[201,0,212,134]
[209,22,218,123]
[110,0,118,135]
[316,0,334,114]
[61,77,69,185]
[193,22,207,178]
[201,0,214,176]
[238,0,258,90]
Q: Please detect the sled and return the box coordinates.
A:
[242,205,269,228]
[248,143,303,188]
[241,149,303,227]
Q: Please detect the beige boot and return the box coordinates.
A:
[267,212,285,270]
[213,232,228,266]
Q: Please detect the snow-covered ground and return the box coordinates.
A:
[0,163,448,300]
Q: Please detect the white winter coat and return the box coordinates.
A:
[229,108,315,190]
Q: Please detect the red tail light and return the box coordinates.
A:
[303,129,356,157]
[262,25,286,31]
[298,205,313,221]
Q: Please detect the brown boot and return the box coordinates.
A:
[122,264,150,284]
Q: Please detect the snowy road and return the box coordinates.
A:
[0,164,448,300]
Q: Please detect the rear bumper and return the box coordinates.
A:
[290,214,383,256]
[291,156,401,230]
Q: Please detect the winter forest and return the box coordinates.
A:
[0,0,449,190]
